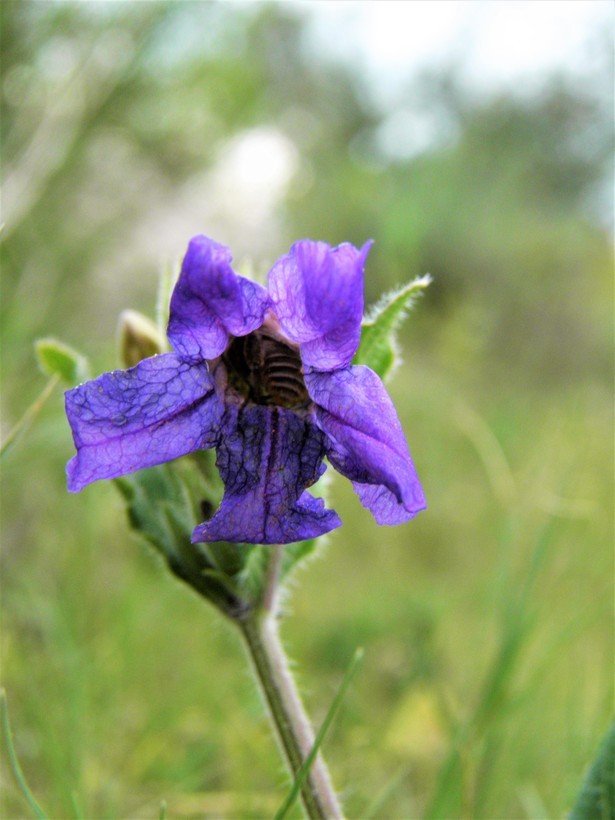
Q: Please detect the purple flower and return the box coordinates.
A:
[65,236,426,544]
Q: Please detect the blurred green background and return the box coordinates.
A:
[1,2,612,818]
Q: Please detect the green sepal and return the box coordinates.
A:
[570,722,615,820]
[206,540,251,579]
[114,461,253,618]
[280,539,318,580]
[238,546,271,602]
[353,275,431,380]
[113,451,331,617]
[232,538,318,604]
[35,338,90,385]
[114,463,195,560]
[201,568,242,601]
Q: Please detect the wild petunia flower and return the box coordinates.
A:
[65,236,426,544]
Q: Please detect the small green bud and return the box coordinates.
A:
[35,337,90,384]
[118,309,166,368]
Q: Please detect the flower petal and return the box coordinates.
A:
[268,239,372,371]
[305,366,426,524]
[193,404,341,544]
[66,353,222,491]
[168,235,271,362]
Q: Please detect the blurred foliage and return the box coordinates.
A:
[570,721,615,820]
[1,2,612,818]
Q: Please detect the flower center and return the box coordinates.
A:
[221,328,310,409]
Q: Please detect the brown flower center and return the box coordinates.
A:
[221,327,310,409]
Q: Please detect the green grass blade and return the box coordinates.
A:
[424,745,464,820]
[0,376,59,460]
[158,799,168,820]
[274,647,364,820]
[70,790,85,820]
[1,689,48,819]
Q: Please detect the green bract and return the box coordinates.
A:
[354,275,431,381]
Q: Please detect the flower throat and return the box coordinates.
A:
[222,328,310,409]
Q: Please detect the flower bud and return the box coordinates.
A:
[118,310,166,367]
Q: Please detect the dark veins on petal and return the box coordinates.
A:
[193,403,340,545]
[65,354,221,491]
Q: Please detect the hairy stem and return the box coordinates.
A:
[239,615,343,819]
[238,609,343,819]
[261,543,284,613]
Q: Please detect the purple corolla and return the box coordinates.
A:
[65,236,426,544]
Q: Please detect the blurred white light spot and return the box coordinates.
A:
[37,36,80,83]
[122,127,299,271]
[304,0,611,102]
[212,127,299,216]
[376,108,459,162]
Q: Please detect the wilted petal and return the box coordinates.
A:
[268,239,372,371]
[305,366,426,524]
[66,353,222,491]
[168,235,271,362]
[193,404,341,544]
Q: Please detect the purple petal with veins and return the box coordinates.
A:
[193,404,341,544]
[66,353,222,491]
[168,235,270,362]
[65,234,425,544]
[268,239,371,371]
[305,365,426,524]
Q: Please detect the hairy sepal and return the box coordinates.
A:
[354,275,431,380]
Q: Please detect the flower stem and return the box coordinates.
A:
[261,543,284,614]
[238,609,343,819]
[0,375,59,459]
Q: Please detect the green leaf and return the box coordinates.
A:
[35,337,90,385]
[570,722,615,820]
[354,275,431,380]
